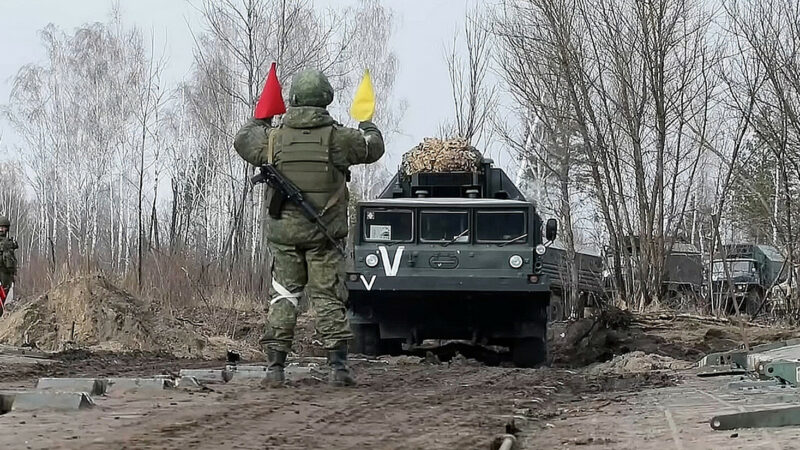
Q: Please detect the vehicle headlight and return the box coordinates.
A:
[535,244,547,255]
[509,254,524,269]
[365,254,379,268]
[736,283,747,292]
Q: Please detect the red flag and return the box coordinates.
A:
[0,285,5,316]
[254,62,286,119]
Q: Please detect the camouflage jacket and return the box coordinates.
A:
[0,236,18,275]
[234,106,385,245]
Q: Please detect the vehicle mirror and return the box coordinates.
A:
[545,218,558,242]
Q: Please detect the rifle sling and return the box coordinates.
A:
[265,130,281,217]
[319,182,346,216]
[267,129,276,164]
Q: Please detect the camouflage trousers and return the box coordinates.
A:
[260,240,352,353]
[0,271,13,291]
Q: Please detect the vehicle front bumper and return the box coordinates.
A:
[345,273,551,293]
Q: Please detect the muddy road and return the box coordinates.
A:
[1,313,798,449]
[0,354,676,450]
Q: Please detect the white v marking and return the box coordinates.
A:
[360,274,376,291]
[377,246,405,277]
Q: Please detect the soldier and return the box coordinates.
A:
[233,69,385,387]
[0,216,17,296]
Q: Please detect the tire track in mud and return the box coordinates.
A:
[40,359,670,450]
[95,364,562,450]
[305,365,508,449]
[122,368,447,448]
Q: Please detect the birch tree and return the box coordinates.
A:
[723,0,800,312]
[494,0,715,308]
[4,11,169,287]
[182,0,400,271]
[442,7,497,148]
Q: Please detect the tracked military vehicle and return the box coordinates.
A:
[345,156,557,367]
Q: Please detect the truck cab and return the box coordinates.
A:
[711,259,759,284]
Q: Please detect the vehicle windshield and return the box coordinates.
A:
[476,210,527,243]
[420,210,469,243]
[363,209,413,242]
[712,260,755,280]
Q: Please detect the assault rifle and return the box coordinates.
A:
[251,164,346,256]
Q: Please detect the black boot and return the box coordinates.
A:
[262,348,287,388]
[327,344,356,387]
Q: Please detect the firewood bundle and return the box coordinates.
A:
[401,137,482,176]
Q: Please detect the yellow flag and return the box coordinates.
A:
[350,69,375,122]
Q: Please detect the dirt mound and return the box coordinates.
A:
[550,308,800,368]
[0,275,153,350]
[549,307,635,367]
[0,275,260,359]
[585,351,692,376]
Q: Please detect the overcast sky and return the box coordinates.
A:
[0,0,486,169]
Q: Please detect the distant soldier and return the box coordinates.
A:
[0,216,18,306]
[234,69,385,387]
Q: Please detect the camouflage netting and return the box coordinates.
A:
[401,137,482,176]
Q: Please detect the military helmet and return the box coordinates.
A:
[0,216,9,228]
[288,69,334,108]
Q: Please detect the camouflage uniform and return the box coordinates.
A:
[234,69,385,386]
[0,216,17,290]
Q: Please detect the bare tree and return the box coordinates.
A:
[0,2,404,338]
[494,0,715,310]
[722,0,800,313]
[442,7,497,147]
[493,0,584,317]
[4,12,165,278]
[175,0,400,281]
[133,33,169,290]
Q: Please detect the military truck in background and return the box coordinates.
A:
[604,238,704,304]
[663,243,704,304]
[345,154,557,367]
[710,244,786,315]
[540,244,606,321]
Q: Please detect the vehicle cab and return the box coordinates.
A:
[712,259,760,285]
[348,198,547,290]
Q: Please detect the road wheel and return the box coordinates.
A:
[380,339,403,356]
[744,289,763,317]
[352,324,403,356]
[351,324,380,356]
[664,290,680,309]
[548,294,564,322]
[512,337,547,368]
